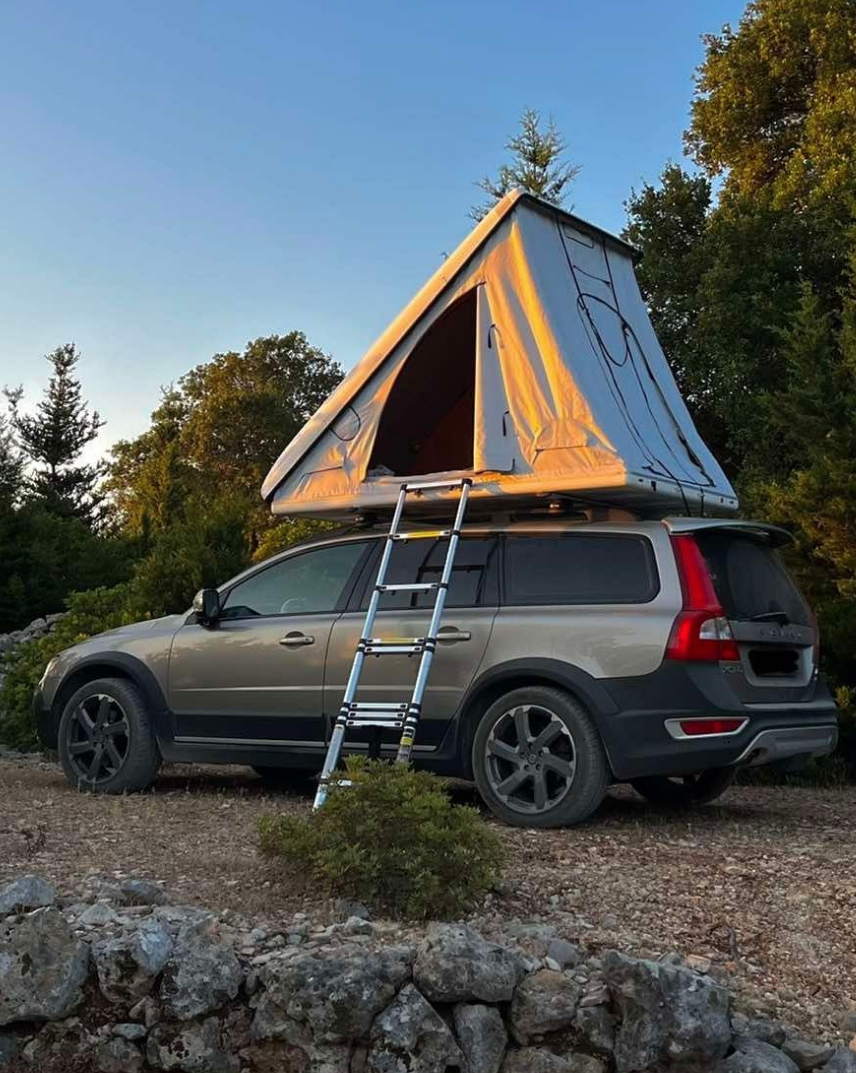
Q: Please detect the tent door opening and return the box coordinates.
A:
[368,289,477,477]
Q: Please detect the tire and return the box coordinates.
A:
[472,686,610,828]
[252,765,315,788]
[58,677,161,794]
[631,768,736,806]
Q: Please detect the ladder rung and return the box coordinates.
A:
[404,479,470,492]
[349,702,409,712]
[377,582,437,593]
[364,638,425,655]
[346,717,404,729]
[391,529,451,541]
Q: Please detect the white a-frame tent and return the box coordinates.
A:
[262,191,737,519]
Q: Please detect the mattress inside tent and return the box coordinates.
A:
[262,191,738,521]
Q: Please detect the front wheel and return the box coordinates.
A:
[472,686,610,828]
[631,768,736,806]
[58,677,161,793]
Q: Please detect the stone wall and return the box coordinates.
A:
[0,873,852,1073]
[0,614,65,697]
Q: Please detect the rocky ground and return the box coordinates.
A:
[0,751,854,1043]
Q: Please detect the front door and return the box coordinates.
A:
[168,540,371,746]
[324,535,499,755]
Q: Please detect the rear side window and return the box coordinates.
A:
[694,532,811,626]
[503,534,659,605]
[360,536,499,610]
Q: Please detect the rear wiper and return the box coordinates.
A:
[750,611,790,625]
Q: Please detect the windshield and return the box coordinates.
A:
[694,531,811,626]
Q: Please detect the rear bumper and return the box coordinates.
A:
[734,724,838,767]
[599,663,839,780]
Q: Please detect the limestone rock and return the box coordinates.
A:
[453,1003,507,1073]
[253,947,413,1045]
[509,969,581,1044]
[575,1005,616,1055]
[414,924,525,1004]
[501,1048,604,1073]
[159,927,242,1020]
[368,983,464,1072]
[92,919,174,1005]
[783,1039,837,1071]
[718,1037,801,1073]
[604,950,731,1073]
[0,907,89,1025]
[0,875,56,914]
[821,1050,856,1073]
[95,1035,144,1073]
[147,1017,239,1072]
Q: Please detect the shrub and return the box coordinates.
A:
[0,586,134,749]
[258,758,505,919]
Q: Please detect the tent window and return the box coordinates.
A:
[369,289,476,476]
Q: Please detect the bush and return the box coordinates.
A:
[258,758,505,919]
[0,586,134,749]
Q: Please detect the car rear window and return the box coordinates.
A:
[694,531,811,626]
[503,534,659,605]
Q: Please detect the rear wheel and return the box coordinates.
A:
[58,677,161,793]
[631,768,736,806]
[472,686,609,827]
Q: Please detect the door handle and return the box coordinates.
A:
[437,628,471,643]
[279,632,315,647]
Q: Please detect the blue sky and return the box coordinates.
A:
[0,0,745,455]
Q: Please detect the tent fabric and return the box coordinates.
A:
[262,190,738,519]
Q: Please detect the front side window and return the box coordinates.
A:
[221,542,367,619]
[503,534,658,605]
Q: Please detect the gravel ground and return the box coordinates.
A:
[1,752,854,1041]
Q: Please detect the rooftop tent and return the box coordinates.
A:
[262,190,738,519]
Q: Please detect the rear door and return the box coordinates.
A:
[324,535,500,755]
[692,529,817,702]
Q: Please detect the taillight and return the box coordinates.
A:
[665,717,748,739]
[666,535,740,662]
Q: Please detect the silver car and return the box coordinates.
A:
[35,518,838,826]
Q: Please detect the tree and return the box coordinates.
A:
[10,344,104,524]
[109,333,342,548]
[470,108,580,222]
[686,0,856,217]
[0,406,23,505]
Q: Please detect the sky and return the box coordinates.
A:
[0,0,746,458]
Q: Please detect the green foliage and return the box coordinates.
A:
[0,503,134,633]
[109,334,343,544]
[8,344,104,524]
[252,518,337,563]
[686,0,856,214]
[471,108,580,222]
[258,759,505,919]
[0,586,134,749]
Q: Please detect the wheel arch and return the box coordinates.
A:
[453,658,620,779]
[52,655,171,746]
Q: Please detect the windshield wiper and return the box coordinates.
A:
[750,611,789,625]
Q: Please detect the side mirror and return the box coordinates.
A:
[192,588,221,624]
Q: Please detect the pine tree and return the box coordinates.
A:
[0,405,23,505]
[470,108,580,222]
[11,343,105,525]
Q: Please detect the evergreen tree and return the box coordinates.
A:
[0,405,23,505]
[470,109,580,222]
[11,344,104,524]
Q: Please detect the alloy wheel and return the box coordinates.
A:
[64,693,131,786]
[484,704,576,815]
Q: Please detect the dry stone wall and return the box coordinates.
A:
[0,873,853,1073]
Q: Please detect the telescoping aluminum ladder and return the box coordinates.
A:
[313,478,473,810]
